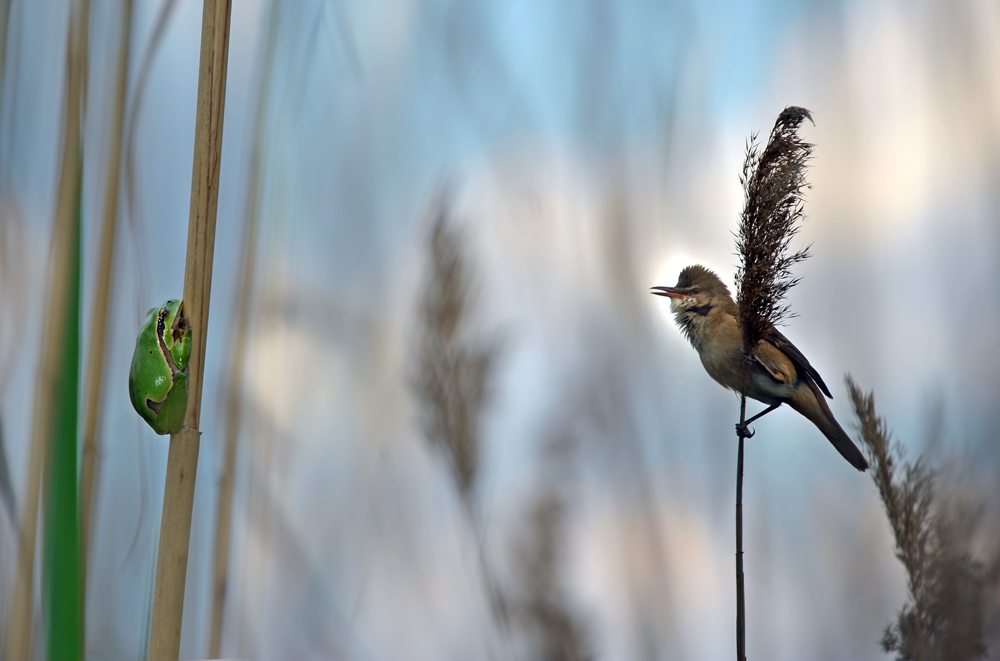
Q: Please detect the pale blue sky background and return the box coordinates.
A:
[1,0,999,659]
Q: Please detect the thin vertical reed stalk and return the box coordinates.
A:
[147,1,232,659]
[0,0,10,107]
[208,2,278,655]
[735,395,747,661]
[236,414,277,657]
[124,0,179,228]
[81,0,133,564]
[2,2,89,659]
[731,106,814,661]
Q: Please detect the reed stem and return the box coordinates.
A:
[81,0,133,565]
[147,1,232,659]
[736,395,747,661]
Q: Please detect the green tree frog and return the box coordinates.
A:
[128,299,191,435]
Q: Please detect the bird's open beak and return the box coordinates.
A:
[650,286,686,299]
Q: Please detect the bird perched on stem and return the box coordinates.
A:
[652,264,868,471]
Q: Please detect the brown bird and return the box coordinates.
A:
[652,264,868,471]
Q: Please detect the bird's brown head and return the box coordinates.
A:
[651,265,733,311]
[651,265,735,344]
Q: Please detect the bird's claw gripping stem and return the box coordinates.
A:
[735,423,755,439]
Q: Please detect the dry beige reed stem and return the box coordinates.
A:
[147,1,232,659]
[81,0,132,564]
[1,2,89,659]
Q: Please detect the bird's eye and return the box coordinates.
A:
[690,287,700,294]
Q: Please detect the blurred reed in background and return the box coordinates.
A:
[410,191,511,655]
[412,193,497,507]
[504,430,592,661]
[848,376,1000,661]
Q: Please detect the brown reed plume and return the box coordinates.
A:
[847,376,989,660]
[412,192,497,505]
[735,106,813,354]
[411,190,512,656]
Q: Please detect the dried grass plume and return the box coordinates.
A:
[848,376,989,660]
[412,191,497,505]
[735,106,814,354]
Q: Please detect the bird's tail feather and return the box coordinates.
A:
[791,381,869,471]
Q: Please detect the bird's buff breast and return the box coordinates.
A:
[699,337,746,392]
[694,316,790,405]
[694,315,746,392]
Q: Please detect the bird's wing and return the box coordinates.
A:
[764,328,833,398]
[749,344,791,384]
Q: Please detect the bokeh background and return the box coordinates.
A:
[1,0,999,659]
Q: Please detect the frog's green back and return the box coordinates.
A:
[128,300,191,435]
